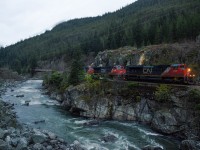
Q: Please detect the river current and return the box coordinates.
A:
[2,80,179,150]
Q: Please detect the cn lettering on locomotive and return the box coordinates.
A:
[143,68,152,74]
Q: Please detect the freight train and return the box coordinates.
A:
[87,64,196,83]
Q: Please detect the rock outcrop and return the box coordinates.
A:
[46,80,200,147]
[93,42,200,76]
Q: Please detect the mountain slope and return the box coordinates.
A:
[0,0,200,73]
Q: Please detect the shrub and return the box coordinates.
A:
[188,89,200,102]
[195,103,200,111]
[155,84,171,102]
[84,74,94,83]
[49,71,63,87]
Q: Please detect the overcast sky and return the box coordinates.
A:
[0,0,136,47]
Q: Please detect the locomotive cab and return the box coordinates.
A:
[109,65,126,79]
[87,66,94,75]
[161,64,195,83]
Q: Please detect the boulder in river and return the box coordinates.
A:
[32,132,47,144]
[33,120,45,124]
[16,95,24,98]
[22,100,30,106]
[83,120,100,126]
[100,134,117,143]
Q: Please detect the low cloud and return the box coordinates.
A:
[0,0,134,47]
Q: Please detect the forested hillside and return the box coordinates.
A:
[0,0,200,73]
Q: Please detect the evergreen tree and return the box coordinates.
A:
[68,52,84,85]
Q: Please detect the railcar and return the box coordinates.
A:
[87,66,112,78]
[86,64,196,83]
[125,65,169,80]
[125,64,195,83]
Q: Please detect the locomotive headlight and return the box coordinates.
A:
[193,74,195,77]
[187,68,191,72]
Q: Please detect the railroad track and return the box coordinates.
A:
[101,77,200,88]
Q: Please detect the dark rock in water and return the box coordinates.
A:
[101,134,117,143]
[33,120,45,124]
[83,120,100,126]
[71,140,85,150]
[22,100,30,106]
[180,140,200,150]
[16,95,24,98]
[142,145,163,150]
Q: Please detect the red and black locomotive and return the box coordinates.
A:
[87,64,196,83]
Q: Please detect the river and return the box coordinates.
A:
[1,80,179,150]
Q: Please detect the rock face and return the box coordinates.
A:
[180,140,200,150]
[47,80,200,143]
[93,42,200,76]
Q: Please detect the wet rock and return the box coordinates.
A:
[72,140,85,150]
[32,133,47,144]
[47,132,57,140]
[180,140,200,150]
[151,110,179,134]
[16,95,24,98]
[46,145,53,150]
[16,137,28,150]
[142,145,163,150]
[33,143,44,150]
[10,138,18,147]
[50,139,57,145]
[0,139,9,150]
[23,100,30,106]
[83,120,100,126]
[0,128,7,139]
[101,134,117,143]
[33,120,45,124]
[135,99,153,123]
[5,135,11,145]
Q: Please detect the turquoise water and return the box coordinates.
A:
[2,80,180,150]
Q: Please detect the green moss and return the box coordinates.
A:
[136,95,141,102]
[155,84,171,102]
[127,82,139,89]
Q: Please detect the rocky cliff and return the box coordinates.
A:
[46,80,200,149]
[93,41,200,76]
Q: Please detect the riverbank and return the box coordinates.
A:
[44,79,200,149]
[0,80,84,150]
[1,79,182,149]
